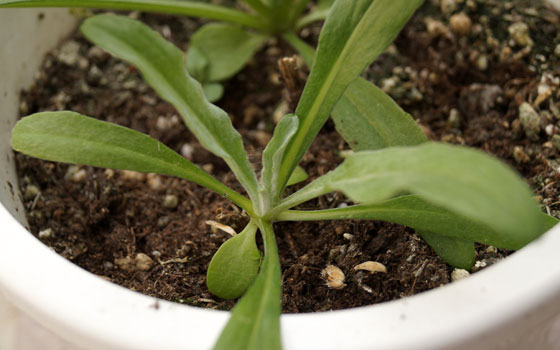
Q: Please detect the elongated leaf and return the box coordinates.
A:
[281,143,546,250]
[81,14,260,204]
[333,78,427,151]
[417,231,474,270]
[215,221,282,350]
[277,196,558,267]
[282,34,427,152]
[289,0,311,24]
[0,0,268,30]
[318,0,334,9]
[188,23,268,82]
[207,222,261,299]
[295,0,332,28]
[260,115,299,208]
[279,0,424,189]
[11,112,251,210]
[277,195,504,248]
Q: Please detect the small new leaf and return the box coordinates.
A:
[286,166,308,186]
[260,114,299,207]
[207,222,261,299]
[189,23,268,82]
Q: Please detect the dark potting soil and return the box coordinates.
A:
[14,1,560,313]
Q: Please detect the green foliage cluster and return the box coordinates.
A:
[2,0,557,349]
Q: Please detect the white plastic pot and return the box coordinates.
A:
[1,8,560,350]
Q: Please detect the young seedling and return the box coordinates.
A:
[0,0,335,101]
[7,1,557,349]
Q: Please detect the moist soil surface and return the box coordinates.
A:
[14,0,560,312]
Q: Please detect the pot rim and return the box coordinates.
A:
[1,202,560,350]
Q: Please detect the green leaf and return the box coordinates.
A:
[260,114,299,208]
[286,165,308,186]
[207,222,261,300]
[282,34,427,152]
[185,46,209,82]
[203,83,224,103]
[0,0,268,30]
[189,23,268,82]
[11,112,251,211]
[277,195,507,249]
[417,231,475,270]
[542,212,560,230]
[280,143,546,250]
[333,78,428,151]
[241,0,271,17]
[295,0,332,28]
[80,14,261,206]
[318,0,334,9]
[215,221,282,350]
[279,0,424,190]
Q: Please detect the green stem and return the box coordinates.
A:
[0,0,269,31]
[215,184,255,216]
[266,175,330,220]
[288,0,311,27]
[214,219,282,350]
[242,0,271,17]
[276,205,375,221]
[295,7,329,29]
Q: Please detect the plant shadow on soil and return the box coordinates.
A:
[15,0,560,312]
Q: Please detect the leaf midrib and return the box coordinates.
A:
[285,3,373,183]
[18,131,190,177]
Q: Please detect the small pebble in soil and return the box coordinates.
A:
[38,228,54,239]
[23,184,40,201]
[104,169,115,180]
[71,169,87,183]
[322,265,346,290]
[508,22,534,47]
[552,134,560,151]
[157,216,171,228]
[440,0,458,15]
[180,143,194,160]
[513,145,531,164]
[449,13,472,37]
[354,261,388,274]
[519,102,541,140]
[451,268,470,282]
[135,253,154,271]
[162,194,179,209]
[343,233,354,240]
[147,173,163,190]
[202,164,213,173]
[115,253,154,272]
[57,41,81,66]
[120,170,146,181]
[64,165,80,181]
[448,108,462,128]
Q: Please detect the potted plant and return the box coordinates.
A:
[1,1,560,348]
